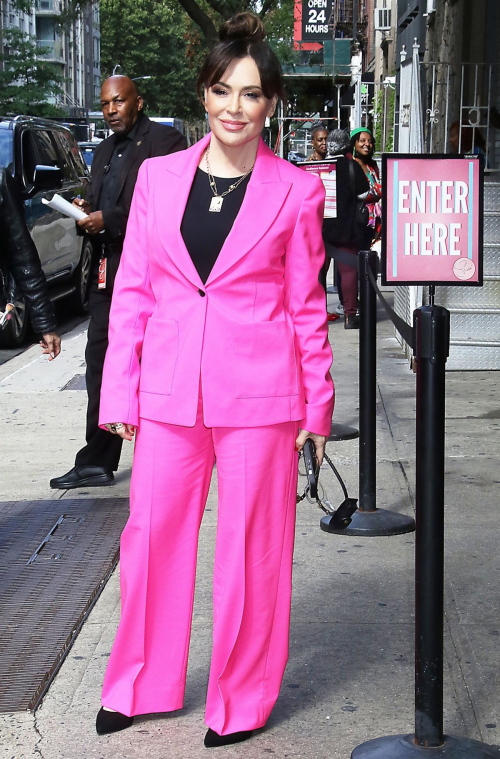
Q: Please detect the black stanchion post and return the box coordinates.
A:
[328,251,358,443]
[322,250,415,536]
[415,305,446,747]
[350,304,499,759]
[328,423,359,442]
[359,248,377,512]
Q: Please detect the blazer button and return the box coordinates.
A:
[198,289,206,297]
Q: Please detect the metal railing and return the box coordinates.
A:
[283,63,335,77]
[368,54,498,169]
[55,89,82,109]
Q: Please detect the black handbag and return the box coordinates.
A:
[348,159,369,228]
[297,439,358,531]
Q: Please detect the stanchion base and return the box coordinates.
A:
[352,734,500,758]
[328,423,359,442]
[320,508,415,536]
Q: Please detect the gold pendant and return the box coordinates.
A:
[209,196,223,213]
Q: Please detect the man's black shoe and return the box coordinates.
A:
[50,466,114,490]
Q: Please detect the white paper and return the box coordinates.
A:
[42,193,88,221]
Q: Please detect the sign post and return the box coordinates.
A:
[382,154,483,287]
[351,154,497,758]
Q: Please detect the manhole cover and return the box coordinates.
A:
[61,374,86,391]
[0,498,129,712]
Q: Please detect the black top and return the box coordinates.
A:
[99,113,144,213]
[181,167,251,284]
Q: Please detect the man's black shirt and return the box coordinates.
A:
[99,114,143,213]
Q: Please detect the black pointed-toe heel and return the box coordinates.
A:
[204,727,253,747]
[96,706,134,735]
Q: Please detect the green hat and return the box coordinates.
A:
[350,126,373,140]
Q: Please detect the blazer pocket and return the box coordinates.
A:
[139,318,179,396]
[233,321,299,399]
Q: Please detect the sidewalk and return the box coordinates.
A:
[0,294,499,759]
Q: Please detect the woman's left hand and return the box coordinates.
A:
[295,429,327,467]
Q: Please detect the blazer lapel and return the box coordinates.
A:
[153,134,210,289]
[205,139,291,285]
[154,135,291,289]
[114,116,151,202]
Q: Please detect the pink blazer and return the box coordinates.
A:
[99,134,334,436]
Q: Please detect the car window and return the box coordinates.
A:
[48,130,79,183]
[31,130,60,167]
[0,130,14,172]
[80,146,95,167]
[67,135,88,176]
[54,130,88,179]
[21,129,60,185]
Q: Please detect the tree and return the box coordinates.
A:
[88,0,295,120]
[174,0,281,47]
[100,0,202,119]
[0,28,64,117]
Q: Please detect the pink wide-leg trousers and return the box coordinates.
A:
[101,395,299,735]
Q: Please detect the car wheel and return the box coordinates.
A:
[73,238,93,315]
[0,299,29,349]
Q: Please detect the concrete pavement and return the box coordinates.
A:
[0,292,499,759]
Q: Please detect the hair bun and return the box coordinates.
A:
[219,12,266,43]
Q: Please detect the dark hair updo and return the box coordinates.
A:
[197,12,286,105]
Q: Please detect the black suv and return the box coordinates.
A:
[0,116,92,347]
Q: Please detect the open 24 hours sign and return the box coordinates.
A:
[382,155,483,286]
[301,0,333,41]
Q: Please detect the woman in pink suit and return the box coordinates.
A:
[95,13,334,748]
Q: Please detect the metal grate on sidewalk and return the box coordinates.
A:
[0,498,129,712]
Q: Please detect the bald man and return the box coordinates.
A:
[51,76,187,490]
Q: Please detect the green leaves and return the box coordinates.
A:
[100,0,295,120]
[100,0,202,119]
[0,28,65,117]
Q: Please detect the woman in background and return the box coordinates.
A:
[322,129,369,329]
[350,127,382,248]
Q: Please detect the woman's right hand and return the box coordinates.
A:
[105,423,136,441]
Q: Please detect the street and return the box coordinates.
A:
[0,292,499,758]
[0,302,87,368]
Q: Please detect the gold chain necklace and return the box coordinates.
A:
[205,146,253,213]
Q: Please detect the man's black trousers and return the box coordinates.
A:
[74,282,123,472]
